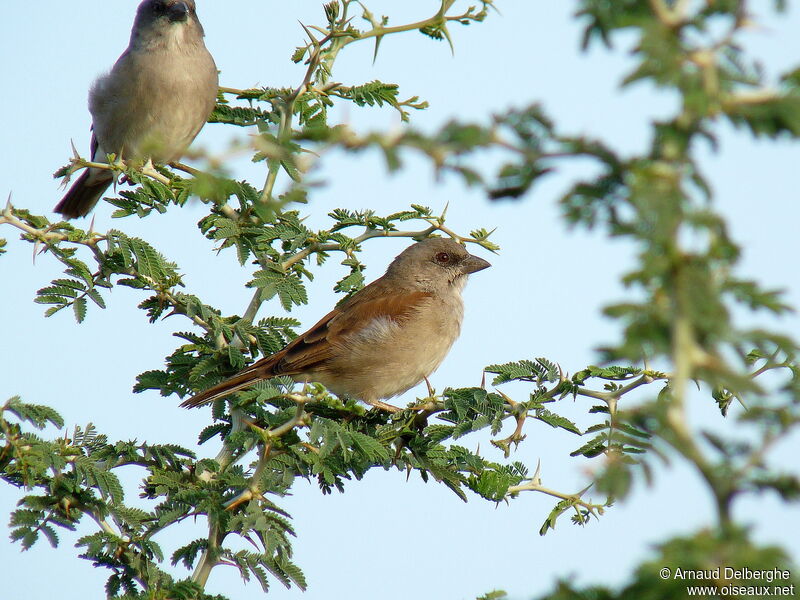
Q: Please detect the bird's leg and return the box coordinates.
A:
[120,158,157,185]
[367,399,402,413]
[141,158,173,186]
[139,158,156,182]
[423,375,435,398]
[407,377,440,412]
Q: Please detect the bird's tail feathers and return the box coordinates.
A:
[54,169,113,219]
[180,364,270,409]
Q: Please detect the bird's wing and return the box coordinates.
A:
[180,287,432,408]
[271,288,433,374]
[90,128,99,158]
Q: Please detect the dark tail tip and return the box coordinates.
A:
[180,391,216,409]
[54,170,112,219]
[180,368,264,409]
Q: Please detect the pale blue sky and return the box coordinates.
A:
[1,2,799,599]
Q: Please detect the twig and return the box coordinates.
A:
[222,399,309,512]
[507,474,605,519]
[0,204,105,247]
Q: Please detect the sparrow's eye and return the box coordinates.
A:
[435,252,451,264]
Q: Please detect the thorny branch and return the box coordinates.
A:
[204,362,666,528]
[185,2,495,586]
[507,462,605,523]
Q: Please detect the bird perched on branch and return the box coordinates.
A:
[55,0,218,219]
[182,238,491,412]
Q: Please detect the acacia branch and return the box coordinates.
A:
[222,397,309,512]
[506,461,606,521]
[343,0,486,48]
[0,204,105,247]
[253,0,491,206]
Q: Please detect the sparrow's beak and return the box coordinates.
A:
[461,254,491,274]
[167,1,190,22]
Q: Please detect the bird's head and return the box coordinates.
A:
[387,238,491,293]
[131,0,205,48]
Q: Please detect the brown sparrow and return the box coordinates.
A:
[181,238,491,412]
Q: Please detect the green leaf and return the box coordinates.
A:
[248,269,308,311]
[534,408,582,435]
[73,296,87,323]
[4,396,65,429]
